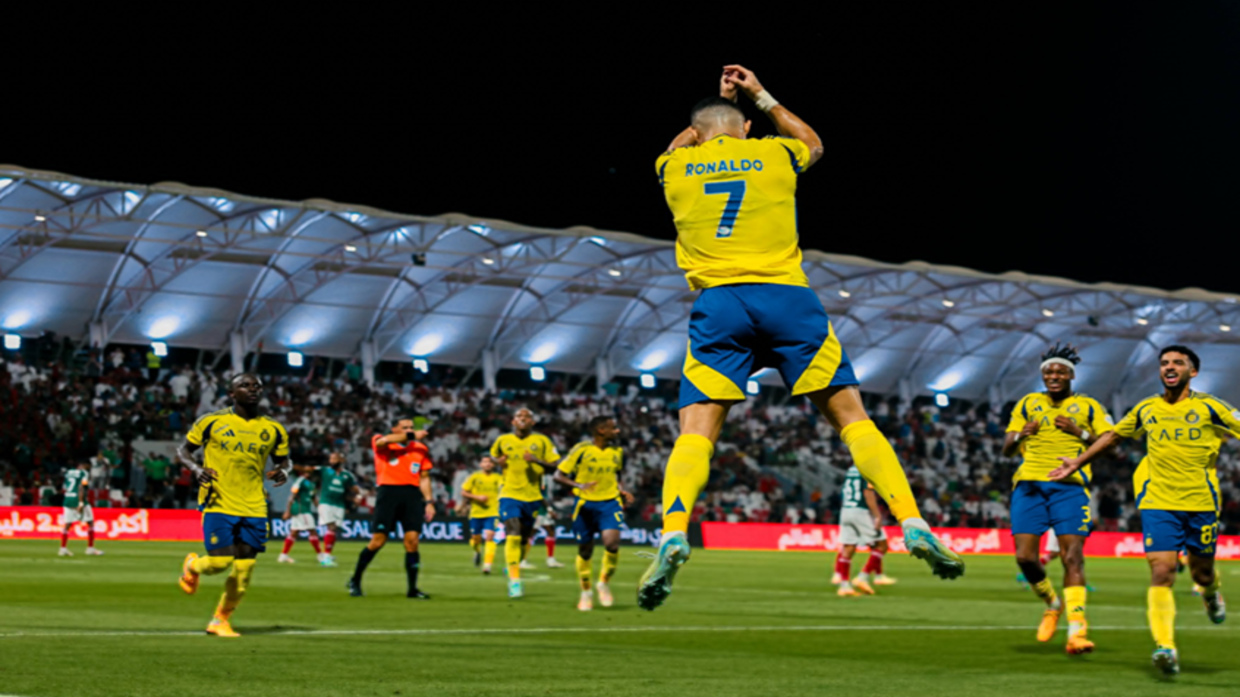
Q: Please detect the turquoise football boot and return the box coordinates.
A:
[1152,646,1179,676]
[637,532,691,611]
[902,521,965,580]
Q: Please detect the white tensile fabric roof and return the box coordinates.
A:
[2,165,1238,409]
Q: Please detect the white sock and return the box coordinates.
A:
[902,517,930,532]
[856,572,871,583]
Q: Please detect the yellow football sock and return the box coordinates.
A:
[484,540,497,566]
[470,535,481,553]
[1033,578,1059,608]
[215,558,255,619]
[1065,586,1087,638]
[840,420,920,522]
[1148,586,1176,649]
[505,535,522,580]
[601,550,619,583]
[661,434,713,535]
[575,555,592,591]
[192,555,234,576]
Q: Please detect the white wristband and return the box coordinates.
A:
[754,89,780,112]
[1080,430,1091,442]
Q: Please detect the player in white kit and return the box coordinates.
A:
[833,465,894,596]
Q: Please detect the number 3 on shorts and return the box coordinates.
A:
[704,181,746,238]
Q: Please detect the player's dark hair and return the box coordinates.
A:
[1040,343,1081,366]
[588,415,615,434]
[228,372,260,389]
[691,97,745,124]
[1160,345,1200,371]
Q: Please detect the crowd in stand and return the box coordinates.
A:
[3,345,1239,535]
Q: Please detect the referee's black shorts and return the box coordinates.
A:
[372,485,425,536]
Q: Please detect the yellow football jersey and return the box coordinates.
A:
[187,408,290,518]
[1114,392,1237,512]
[462,470,503,519]
[556,442,624,502]
[1006,392,1114,486]
[490,432,560,503]
[656,134,813,290]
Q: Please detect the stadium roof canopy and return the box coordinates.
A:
[2,165,1239,409]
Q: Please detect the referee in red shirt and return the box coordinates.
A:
[347,417,436,598]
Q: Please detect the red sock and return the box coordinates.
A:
[863,551,884,575]
[87,527,96,549]
[324,531,336,554]
[282,536,295,555]
[1039,554,1050,566]
[60,532,68,549]
[546,537,556,558]
[309,535,322,554]
[834,556,851,579]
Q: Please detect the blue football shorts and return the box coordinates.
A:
[571,498,625,542]
[680,284,859,408]
[202,512,268,553]
[1010,481,1092,538]
[1141,509,1220,558]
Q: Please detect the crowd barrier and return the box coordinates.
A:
[700,522,1240,560]
[0,507,673,547]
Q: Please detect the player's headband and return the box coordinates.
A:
[1040,358,1076,372]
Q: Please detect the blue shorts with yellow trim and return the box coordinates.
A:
[680,284,858,407]
[1141,509,1220,558]
[499,498,542,525]
[1010,481,1092,538]
[571,498,625,542]
[202,512,268,553]
[469,516,499,535]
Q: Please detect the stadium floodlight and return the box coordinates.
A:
[1136,318,1149,326]
[640,373,656,389]
[2,310,30,330]
[530,366,546,382]
[935,392,950,408]
[608,268,622,277]
[151,341,169,358]
[942,300,955,308]
[1042,309,1055,317]
[482,257,495,265]
[1222,325,1233,333]
[3,334,20,350]
[413,358,429,373]
[288,351,304,368]
[746,379,760,396]
[345,245,357,252]
[34,214,46,222]
[838,290,851,298]
[468,224,490,236]
[196,230,208,238]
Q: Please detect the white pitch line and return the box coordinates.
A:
[0,624,1232,640]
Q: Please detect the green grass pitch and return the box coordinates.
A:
[1,540,1237,696]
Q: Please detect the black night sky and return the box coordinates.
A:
[9,5,1240,293]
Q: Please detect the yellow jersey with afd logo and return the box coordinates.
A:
[187,408,290,518]
[556,442,624,502]
[656,134,813,290]
[490,432,560,503]
[1006,392,1114,487]
[1114,392,1239,512]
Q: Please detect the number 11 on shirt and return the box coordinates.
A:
[704,180,746,238]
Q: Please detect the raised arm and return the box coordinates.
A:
[723,65,824,169]
[1048,431,1123,482]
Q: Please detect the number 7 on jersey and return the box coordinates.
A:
[704,180,746,238]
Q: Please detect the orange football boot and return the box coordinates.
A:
[1036,607,1061,642]
[179,553,200,595]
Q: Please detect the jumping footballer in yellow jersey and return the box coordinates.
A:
[1003,344,1113,655]
[639,64,963,611]
[175,374,291,638]
[553,416,633,611]
[490,407,560,598]
[460,456,503,574]
[1053,346,1229,676]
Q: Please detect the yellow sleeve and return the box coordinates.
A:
[656,150,681,186]
[186,414,215,446]
[542,435,561,462]
[1113,402,1147,439]
[272,422,291,458]
[462,473,477,494]
[1005,396,1030,433]
[764,136,812,174]
[489,437,504,459]
[1087,398,1115,436]
[1204,396,1240,433]
[556,446,583,476]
